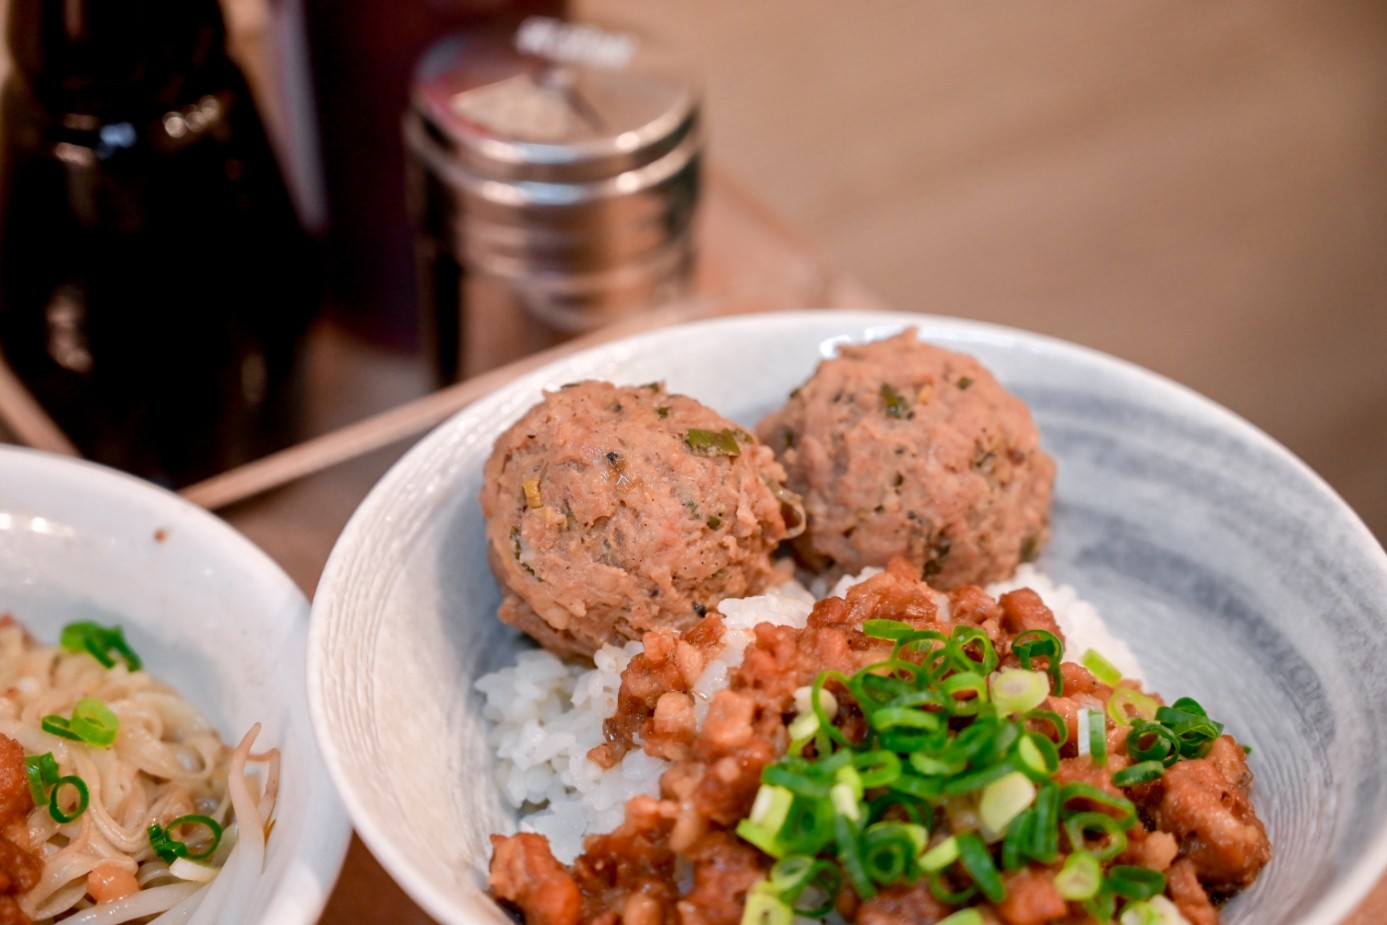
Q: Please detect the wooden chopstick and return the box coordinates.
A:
[0,357,80,457]
[178,303,707,511]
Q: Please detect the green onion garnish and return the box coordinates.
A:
[1155,697,1224,759]
[1127,719,1180,767]
[41,697,119,748]
[1088,709,1108,767]
[1012,629,1064,695]
[48,774,88,824]
[148,814,224,864]
[1106,687,1159,726]
[740,888,792,925]
[937,912,984,925]
[731,616,1234,920]
[59,620,142,672]
[23,752,59,807]
[1054,850,1102,900]
[1081,648,1122,687]
[1063,812,1128,861]
[991,669,1049,717]
[1105,864,1167,901]
[1112,760,1166,787]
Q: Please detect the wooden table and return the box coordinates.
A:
[2,168,1384,923]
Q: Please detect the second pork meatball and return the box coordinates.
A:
[756,329,1055,589]
[481,380,803,658]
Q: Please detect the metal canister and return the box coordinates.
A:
[405,17,702,382]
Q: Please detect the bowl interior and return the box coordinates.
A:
[310,309,1387,925]
[0,447,351,924]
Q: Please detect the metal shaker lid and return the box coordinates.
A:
[409,17,701,188]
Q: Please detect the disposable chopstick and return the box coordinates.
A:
[0,357,80,457]
[177,303,703,512]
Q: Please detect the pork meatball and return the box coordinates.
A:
[755,329,1054,589]
[481,380,803,658]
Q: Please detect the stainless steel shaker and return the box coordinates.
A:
[405,17,702,382]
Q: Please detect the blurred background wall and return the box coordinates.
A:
[575,0,1387,544]
[1,0,1382,541]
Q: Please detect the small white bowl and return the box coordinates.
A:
[0,446,351,923]
[309,309,1387,925]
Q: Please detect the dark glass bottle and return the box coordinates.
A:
[0,0,319,488]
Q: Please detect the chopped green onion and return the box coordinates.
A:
[862,619,924,641]
[1000,806,1034,870]
[833,813,874,900]
[1113,760,1166,787]
[1063,811,1128,861]
[148,814,224,864]
[979,771,1036,839]
[1155,697,1224,759]
[41,697,119,748]
[1127,720,1180,767]
[1023,709,1069,747]
[59,620,142,672]
[830,782,861,821]
[1012,630,1064,694]
[736,786,795,858]
[852,750,902,789]
[1054,850,1102,900]
[919,835,959,873]
[1107,687,1159,726]
[1118,895,1186,925]
[740,887,793,925]
[1028,782,1061,864]
[955,831,1006,903]
[23,752,59,807]
[1106,864,1167,901]
[48,774,88,824]
[1058,782,1138,829]
[684,428,741,457]
[946,626,999,676]
[766,856,839,918]
[1016,732,1060,781]
[942,671,989,717]
[991,669,1049,717]
[1081,648,1123,687]
[1088,709,1108,767]
[936,912,985,925]
[861,822,925,885]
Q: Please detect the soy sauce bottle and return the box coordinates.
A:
[0,0,319,488]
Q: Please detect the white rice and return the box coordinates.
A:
[475,566,1139,862]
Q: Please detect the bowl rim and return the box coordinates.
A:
[308,307,1387,925]
[0,444,353,925]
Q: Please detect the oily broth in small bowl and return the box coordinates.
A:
[308,309,1387,925]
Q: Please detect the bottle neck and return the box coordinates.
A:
[6,0,233,118]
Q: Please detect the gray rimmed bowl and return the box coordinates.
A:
[309,309,1387,924]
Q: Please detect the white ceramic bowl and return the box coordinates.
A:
[309,309,1387,925]
[0,446,351,923]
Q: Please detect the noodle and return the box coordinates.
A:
[0,621,280,922]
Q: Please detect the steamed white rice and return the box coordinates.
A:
[475,565,1140,862]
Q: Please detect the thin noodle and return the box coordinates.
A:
[181,725,268,925]
[59,882,204,925]
[0,624,278,920]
